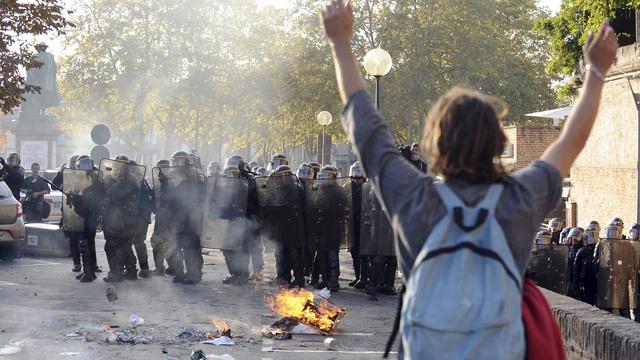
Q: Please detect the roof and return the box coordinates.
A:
[525,106,572,119]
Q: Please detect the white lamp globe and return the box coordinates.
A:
[316,111,333,126]
[363,48,393,77]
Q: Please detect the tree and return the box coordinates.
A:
[536,0,640,98]
[0,0,72,113]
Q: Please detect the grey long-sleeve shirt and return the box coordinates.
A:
[342,90,562,278]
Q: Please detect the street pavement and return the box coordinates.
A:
[0,234,400,360]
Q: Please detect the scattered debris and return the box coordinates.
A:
[206,355,235,360]
[201,336,234,346]
[291,323,321,335]
[0,341,24,355]
[271,317,299,332]
[65,331,83,338]
[324,337,337,351]
[130,314,145,326]
[60,352,81,356]
[177,328,209,342]
[106,287,118,302]
[314,287,331,299]
[191,349,207,360]
[261,328,292,340]
[84,332,96,342]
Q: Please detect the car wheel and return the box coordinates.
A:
[0,244,19,262]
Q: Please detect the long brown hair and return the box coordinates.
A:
[422,87,508,183]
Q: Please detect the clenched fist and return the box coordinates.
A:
[320,0,353,46]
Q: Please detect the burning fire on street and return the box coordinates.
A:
[265,288,347,335]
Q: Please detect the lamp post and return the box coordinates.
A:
[363,48,393,111]
[316,111,333,165]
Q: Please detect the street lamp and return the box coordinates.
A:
[316,111,333,165]
[363,48,393,110]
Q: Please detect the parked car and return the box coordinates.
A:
[20,170,62,223]
[0,181,26,261]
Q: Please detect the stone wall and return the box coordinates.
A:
[542,288,640,360]
[569,44,640,227]
[502,126,561,171]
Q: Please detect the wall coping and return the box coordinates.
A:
[541,287,640,360]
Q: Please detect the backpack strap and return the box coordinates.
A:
[434,183,503,232]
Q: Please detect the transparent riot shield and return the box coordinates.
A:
[62,168,96,232]
[596,239,640,309]
[526,244,570,295]
[151,165,202,237]
[255,174,306,249]
[304,177,352,251]
[98,159,146,236]
[200,176,249,250]
[359,183,395,256]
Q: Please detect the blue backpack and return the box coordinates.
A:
[385,182,524,359]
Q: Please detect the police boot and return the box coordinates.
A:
[327,250,340,292]
[354,256,369,289]
[314,252,329,290]
[349,251,361,287]
[308,252,321,286]
[289,248,305,289]
[380,256,398,295]
[103,240,123,282]
[366,256,384,296]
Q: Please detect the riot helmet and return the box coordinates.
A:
[224,155,245,169]
[223,165,240,178]
[547,218,562,233]
[584,223,600,245]
[318,165,338,180]
[156,159,170,168]
[588,220,601,235]
[296,163,313,180]
[559,227,571,244]
[115,154,130,163]
[605,223,622,239]
[207,161,221,177]
[269,153,289,171]
[170,151,191,167]
[610,217,624,231]
[534,230,552,245]
[6,153,20,167]
[255,167,267,176]
[308,162,321,179]
[349,161,364,178]
[567,227,584,246]
[628,223,640,241]
[67,155,79,170]
[270,165,292,177]
[248,161,258,170]
[77,155,94,170]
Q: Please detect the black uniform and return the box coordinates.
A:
[567,243,583,298]
[55,168,82,270]
[571,243,598,305]
[0,164,25,201]
[68,171,103,282]
[126,179,153,277]
[349,179,364,286]
[22,175,50,222]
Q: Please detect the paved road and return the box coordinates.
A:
[0,235,399,360]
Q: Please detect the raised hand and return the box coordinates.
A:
[320,0,353,46]
[583,20,619,75]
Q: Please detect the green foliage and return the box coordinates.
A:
[536,0,640,96]
[56,0,558,161]
[0,0,72,113]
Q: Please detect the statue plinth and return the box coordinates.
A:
[8,114,61,170]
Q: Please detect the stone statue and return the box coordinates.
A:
[19,42,61,120]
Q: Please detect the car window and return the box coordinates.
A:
[0,182,13,199]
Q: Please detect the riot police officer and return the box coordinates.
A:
[571,222,600,304]
[566,227,584,298]
[349,162,366,287]
[268,153,289,173]
[67,155,103,282]
[129,160,154,279]
[166,151,204,284]
[102,155,144,283]
[548,217,563,244]
[308,162,321,179]
[0,152,25,201]
[150,159,174,276]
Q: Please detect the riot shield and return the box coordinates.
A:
[596,239,640,309]
[62,168,96,232]
[151,165,202,236]
[359,183,395,256]
[526,244,570,295]
[200,176,249,250]
[304,177,351,251]
[99,159,145,236]
[255,174,305,248]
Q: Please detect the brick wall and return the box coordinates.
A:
[569,44,640,227]
[502,125,561,171]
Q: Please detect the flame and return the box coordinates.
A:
[265,288,347,333]
[211,319,229,332]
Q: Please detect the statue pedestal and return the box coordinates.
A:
[10,115,61,170]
